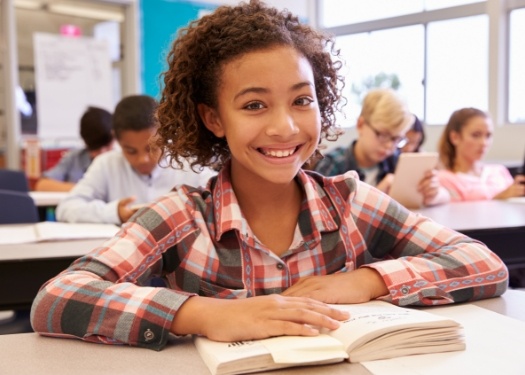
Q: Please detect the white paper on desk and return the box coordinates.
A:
[362,304,525,375]
[0,222,120,244]
[0,225,39,244]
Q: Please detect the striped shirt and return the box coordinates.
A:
[31,165,508,350]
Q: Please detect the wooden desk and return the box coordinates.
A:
[0,239,104,311]
[0,290,524,375]
[415,200,525,269]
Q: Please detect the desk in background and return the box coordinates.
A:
[29,191,68,207]
[28,191,68,221]
[0,290,524,375]
[415,200,525,270]
[0,238,104,311]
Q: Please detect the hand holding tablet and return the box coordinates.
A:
[389,152,439,208]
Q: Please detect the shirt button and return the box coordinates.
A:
[276,263,284,270]
[144,329,155,342]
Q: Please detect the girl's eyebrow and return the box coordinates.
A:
[234,87,267,100]
[234,81,314,101]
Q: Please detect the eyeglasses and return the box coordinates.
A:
[365,122,408,148]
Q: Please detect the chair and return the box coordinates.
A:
[0,189,38,334]
[0,169,30,192]
[0,189,39,224]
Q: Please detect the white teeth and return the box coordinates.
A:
[263,148,296,158]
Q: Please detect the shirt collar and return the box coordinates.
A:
[211,163,342,242]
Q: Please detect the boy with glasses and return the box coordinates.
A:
[314,88,448,206]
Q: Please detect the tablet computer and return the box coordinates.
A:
[389,152,439,209]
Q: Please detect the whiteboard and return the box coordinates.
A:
[33,33,113,140]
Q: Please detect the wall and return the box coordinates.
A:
[140,0,311,99]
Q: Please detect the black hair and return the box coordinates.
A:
[113,95,158,139]
[80,106,113,151]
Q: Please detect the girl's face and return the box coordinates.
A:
[199,46,321,186]
[401,130,423,153]
[450,115,493,164]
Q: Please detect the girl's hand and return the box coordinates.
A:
[281,268,388,304]
[170,294,349,342]
[494,175,525,199]
[419,170,450,206]
[117,196,138,223]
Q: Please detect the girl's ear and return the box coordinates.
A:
[198,104,225,138]
[449,130,461,146]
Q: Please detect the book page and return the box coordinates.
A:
[194,335,347,375]
[260,335,348,364]
[325,301,460,357]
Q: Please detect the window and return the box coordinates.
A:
[320,0,483,27]
[509,8,525,123]
[426,15,488,124]
[319,0,525,126]
[336,26,424,126]
[320,0,422,27]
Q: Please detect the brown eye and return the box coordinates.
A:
[294,97,314,106]
[244,102,264,110]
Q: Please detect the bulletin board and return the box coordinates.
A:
[33,32,113,140]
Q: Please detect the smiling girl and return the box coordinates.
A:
[31,0,507,350]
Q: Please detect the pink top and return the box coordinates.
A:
[438,164,514,202]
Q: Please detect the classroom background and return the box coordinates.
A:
[0,0,524,173]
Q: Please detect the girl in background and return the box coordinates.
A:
[438,107,525,201]
[401,115,425,153]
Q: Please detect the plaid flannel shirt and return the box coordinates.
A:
[31,165,508,350]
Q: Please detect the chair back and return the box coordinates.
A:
[0,169,30,192]
[0,189,39,224]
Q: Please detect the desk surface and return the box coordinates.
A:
[414,199,525,232]
[0,238,105,261]
[28,191,68,206]
[1,290,524,375]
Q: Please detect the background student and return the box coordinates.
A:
[32,0,507,351]
[34,106,114,192]
[313,88,447,206]
[56,94,216,224]
[437,107,525,201]
[400,115,425,153]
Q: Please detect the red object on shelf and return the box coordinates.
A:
[21,147,70,190]
[21,147,71,175]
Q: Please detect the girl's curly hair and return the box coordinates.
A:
[156,0,344,170]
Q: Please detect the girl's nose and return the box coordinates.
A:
[266,108,299,137]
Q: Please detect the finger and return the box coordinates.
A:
[282,297,350,321]
[119,196,137,207]
[271,304,348,332]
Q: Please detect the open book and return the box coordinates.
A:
[194,301,465,375]
[0,222,120,245]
